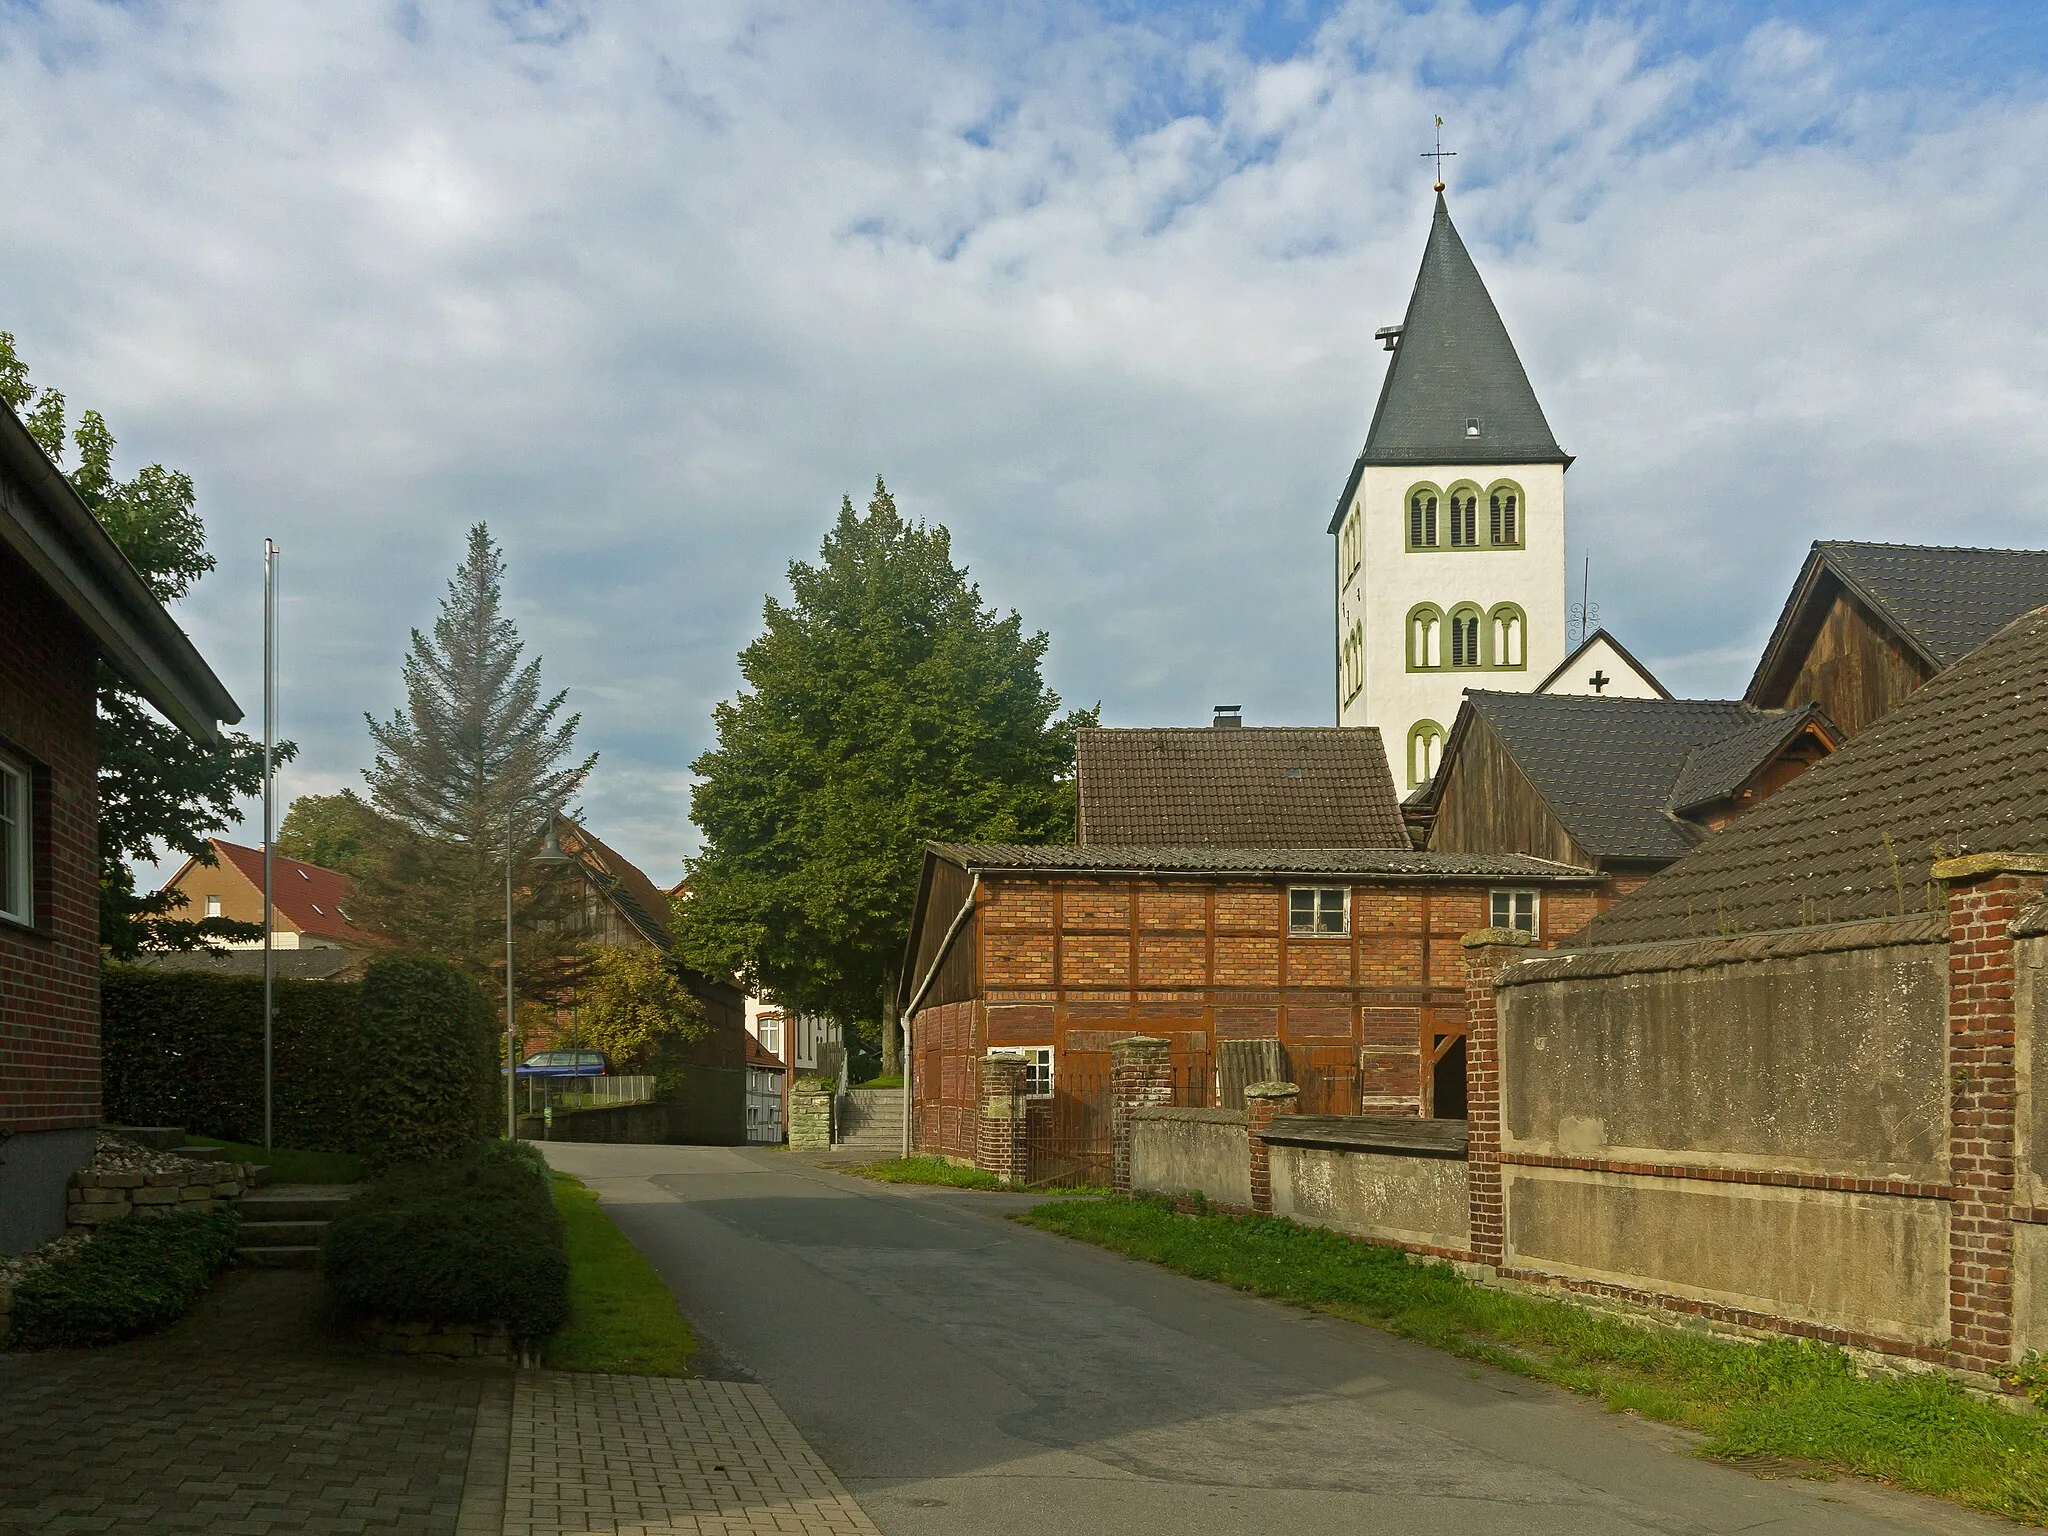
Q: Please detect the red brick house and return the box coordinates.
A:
[0,398,241,1252]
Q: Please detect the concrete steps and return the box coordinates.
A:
[235,1186,354,1270]
[833,1089,906,1153]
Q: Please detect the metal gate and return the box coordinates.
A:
[745,1065,785,1144]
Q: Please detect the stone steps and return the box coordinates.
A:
[235,1187,354,1269]
[834,1091,906,1152]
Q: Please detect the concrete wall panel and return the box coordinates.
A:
[2013,1221,2048,1360]
[1271,1145,1470,1252]
[1131,1109,1251,1208]
[2019,936,2048,1211]
[1503,945,1945,1180]
[1505,1166,1947,1345]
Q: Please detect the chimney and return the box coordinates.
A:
[1212,705,1242,729]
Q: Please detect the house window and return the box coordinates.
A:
[0,750,28,926]
[1487,603,1526,669]
[205,894,222,918]
[1406,604,1443,670]
[1407,719,1445,787]
[1342,620,1365,702]
[1408,489,1438,549]
[1288,886,1348,936]
[1491,889,1538,934]
[757,1016,782,1057]
[1447,606,1482,668]
[991,1045,1054,1098]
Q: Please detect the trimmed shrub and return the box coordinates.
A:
[102,956,498,1166]
[356,957,500,1170]
[103,967,363,1150]
[320,1147,570,1339]
[10,1210,239,1348]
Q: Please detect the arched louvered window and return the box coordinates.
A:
[1447,490,1478,548]
[1447,605,1483,668]
[1487,481,1523,548]
[1407,486,1440,550]
[1407,720,1445,788]
[1406,603,1444,670]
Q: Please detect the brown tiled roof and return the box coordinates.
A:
[1075,727,1407,848]
[200,840,383,947]
[1580,606,2048,947]
[930,843,1600,882]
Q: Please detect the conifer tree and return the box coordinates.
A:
[355,525,594,992]
[0,333,283,955]
[681,478,1092,1070]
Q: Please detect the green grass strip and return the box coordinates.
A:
[853,1156,1006,1190]
[187,1137,364,1184]
[1018,1196,2048,1523]
[543,1172,697,1375]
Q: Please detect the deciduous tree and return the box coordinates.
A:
[0,333,285,955]
[276,789,382,876]
[680,478,1091,1070]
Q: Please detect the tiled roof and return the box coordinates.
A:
[560,819,675,948]
[1460,694,1825,863]
[1333,193,1563,520]
[207,840,383,946]
[1666,704,1834,816]
[929,843,1600,881]
[1075,727,1408,849]
[1580,606,2048,947]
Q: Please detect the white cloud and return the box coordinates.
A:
[1,0,2042,885]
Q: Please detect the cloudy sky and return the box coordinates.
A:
[3,0,2043,884]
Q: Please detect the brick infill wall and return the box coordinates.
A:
[1938,855,2047,1376]
[1461,927,1532,1269]
[1243,1082,1298,1213]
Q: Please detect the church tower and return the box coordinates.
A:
[1331,192,1569,791]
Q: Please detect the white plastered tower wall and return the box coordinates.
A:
[1327,191,1571,791]
[1338,462,1566,786]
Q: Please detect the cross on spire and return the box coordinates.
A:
[1422,116,1456,192]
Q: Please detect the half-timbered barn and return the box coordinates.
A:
[1747,541,2048,738]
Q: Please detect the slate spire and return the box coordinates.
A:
[1361,193,1565,467]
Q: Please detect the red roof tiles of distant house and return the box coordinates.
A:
[206,839,384,946]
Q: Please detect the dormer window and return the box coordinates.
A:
[1465,418,1481,437]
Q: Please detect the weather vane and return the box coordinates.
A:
[1422,116,1455,192]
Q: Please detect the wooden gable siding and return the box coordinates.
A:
[1759,583,1931,738]
[910,854,979,1009]
[1426,712,1587,869]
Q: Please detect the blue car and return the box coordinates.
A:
[515,1049,608,1078]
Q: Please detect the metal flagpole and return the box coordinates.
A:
[506,812,517,1140]
[262,539,277,1158]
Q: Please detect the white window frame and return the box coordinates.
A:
[204,893,222,918]
[0,748,30,927]
[1491,888,1539,935]
[990,1045,1054,1099]
[756,1015,783,1058]
[1287,885,1349,937]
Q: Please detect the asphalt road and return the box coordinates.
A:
[541,1141,2003,1536]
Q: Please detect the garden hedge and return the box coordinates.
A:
[320,1141,570,1339]
[102,956,498,1164]
[9,1210,239,1348]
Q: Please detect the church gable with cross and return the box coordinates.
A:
[1330,183,1571,792]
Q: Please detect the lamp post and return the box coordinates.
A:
[506,812,574,1140]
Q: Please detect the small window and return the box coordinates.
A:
[1491,889,1538,934]
[757,1017,782,1057]
[991,1045,1054,1098]
[1407,719,1445,788]
[1409,491,1438,549]
[1490,490,1517,546]
[204,893,222,918]
[1448,607,1482,668]
[1448,491,1478,547]
[0,750,28,925]
[1288,886,1348,936]
[311,903,325,915]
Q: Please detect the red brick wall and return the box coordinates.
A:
[0,540,103,1136]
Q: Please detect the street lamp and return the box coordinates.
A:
[507,812,575,1140]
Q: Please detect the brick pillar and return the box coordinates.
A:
[1462,927,1534,1270]
[1244,1081,1299,1214]
[977,1051,1030,1186]
[1937,854,2048,1376]
[1110,1035,1172,1197]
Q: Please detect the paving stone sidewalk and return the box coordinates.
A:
[504,1373,881,1536]
[2,1265,880,1536]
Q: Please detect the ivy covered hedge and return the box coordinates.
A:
[8,1210,239,1348]
[320,1141,569,1340]
[103,957,498,1168]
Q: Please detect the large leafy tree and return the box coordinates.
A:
[276,789,383,876]
[681,478,1091,1069]
[0,333,285,956]
[354,525,595,996]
